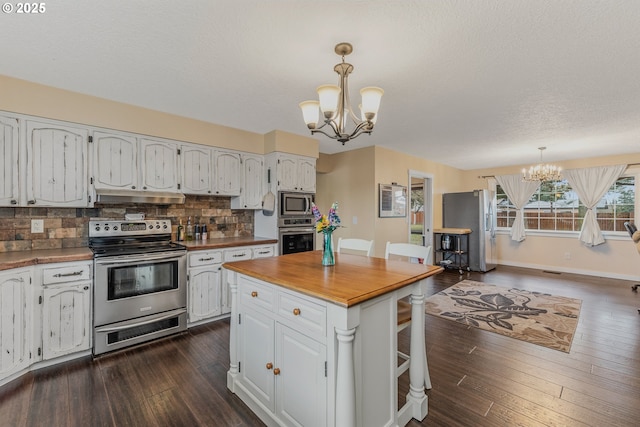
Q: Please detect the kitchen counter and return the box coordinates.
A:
[223,250,443,307]
[0,247,93,271]
[180,236,277,250]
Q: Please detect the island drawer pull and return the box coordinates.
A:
[266,362,273,370]
[273,368,281,375]
[293,308,301,316]
[251,291,258,297]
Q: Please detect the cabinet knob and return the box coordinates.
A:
[10,199,17,205]
[273,368,280,376]
[292,308,301,316]
[251,291,258,298]
[84,286,89,290]
[266,362,273,370]
[28,199,36,205]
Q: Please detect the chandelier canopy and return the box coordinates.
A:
[522,147,562,182]
[299,42,383,145]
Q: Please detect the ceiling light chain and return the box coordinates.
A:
[522,146,562,182]
[299,42,384,145]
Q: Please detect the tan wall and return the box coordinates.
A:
[263,130,319,158]
[461,153,640,280]
[0,74,317,156]
[315,148,376,250]
[317,146,465,258]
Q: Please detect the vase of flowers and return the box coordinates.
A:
[311,202,341,266]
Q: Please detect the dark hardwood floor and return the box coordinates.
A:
[1,266,639,426]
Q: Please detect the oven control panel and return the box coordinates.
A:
[89,220,172,237]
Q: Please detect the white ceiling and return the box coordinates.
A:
[2,0,640,170]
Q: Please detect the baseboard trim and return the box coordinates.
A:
[497,260,638,282]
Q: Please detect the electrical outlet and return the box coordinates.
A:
[31,219,44,233]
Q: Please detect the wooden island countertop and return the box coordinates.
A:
[223,250,443,307]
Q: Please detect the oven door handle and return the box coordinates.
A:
[280,228,316,234]
[94,252,186,265]
[94,309,187,332]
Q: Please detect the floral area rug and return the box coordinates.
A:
[425,280,582,353]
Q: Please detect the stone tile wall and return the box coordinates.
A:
[0,195,254,252]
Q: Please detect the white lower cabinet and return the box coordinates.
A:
[187,250,223,325]
[40,261,92,360]
[188,244,276,324]
[237,276,327,427]
[0,268,32,383]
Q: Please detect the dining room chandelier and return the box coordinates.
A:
[522,147,562,182]
[299,42,384,145]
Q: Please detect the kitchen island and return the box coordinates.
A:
[224,250,443,427]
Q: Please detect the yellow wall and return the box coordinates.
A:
[0,74,317,157]
[317,146,465,258]
[461,153,640,279]
[318,145,640,279]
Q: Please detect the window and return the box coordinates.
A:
[496,176,635,233]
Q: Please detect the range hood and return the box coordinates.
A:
[95,189,185,205]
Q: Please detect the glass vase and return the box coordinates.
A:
[322,231,335,266]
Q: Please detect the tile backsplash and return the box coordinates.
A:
[0,195,254,252]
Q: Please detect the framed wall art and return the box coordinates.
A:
[379,183,407,218]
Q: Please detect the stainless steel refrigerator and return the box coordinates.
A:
[442,189,497,272]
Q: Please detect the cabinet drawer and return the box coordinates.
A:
[42,263,91,285]
[239,277,275,312]
[252,245,274,259]
[224,248,252,262]
[189,250,223,267]
[278,291,326,338]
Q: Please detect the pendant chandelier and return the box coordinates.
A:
[522,147,562,182]
[299,42,384,145]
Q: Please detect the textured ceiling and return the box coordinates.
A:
[1,0,639,170]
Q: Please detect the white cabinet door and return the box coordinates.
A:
[240,308,276,412]
[276,155,299,191]
[140,138,179,191]
[275,324,327,427]
[0,269,31,381]
[181,144,213,194]
[0,115,20,206]
[297,157,316,193]
[92,131,139,191]
[275,154,316,193]
[213,150,241,195]
[232,154,264,209]
[42,283,91,360]
[188,266,222,323]
[26,121,89,207]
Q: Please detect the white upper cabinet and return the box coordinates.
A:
[26,120,90,207]
[181,144,213,195]
[213,149,241,196]
[140,138,179,191]
[274,153,316,193]
[0,115,20,206]
[231,153,263,209]
[92,131,138,190]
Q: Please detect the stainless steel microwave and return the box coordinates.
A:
[279,192,314,216]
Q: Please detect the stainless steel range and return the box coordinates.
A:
[89,219,187,355]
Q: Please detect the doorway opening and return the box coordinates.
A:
[408,170,434,262]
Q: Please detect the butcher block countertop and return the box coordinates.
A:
[180,236,278,251]
[0,247,94,271]
[223,250,443,307]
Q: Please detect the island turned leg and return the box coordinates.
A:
[407,291,428,420]
[335,327,356,427]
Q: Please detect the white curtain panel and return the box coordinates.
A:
[563,164,627,247]
[495,174,540,242]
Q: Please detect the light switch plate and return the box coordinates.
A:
[31,219,44,233]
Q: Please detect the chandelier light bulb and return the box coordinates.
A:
[299,100,320,129]
[317,84,340,118]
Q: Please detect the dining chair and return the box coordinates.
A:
[385,241,433,389]
[336,237,374,257]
